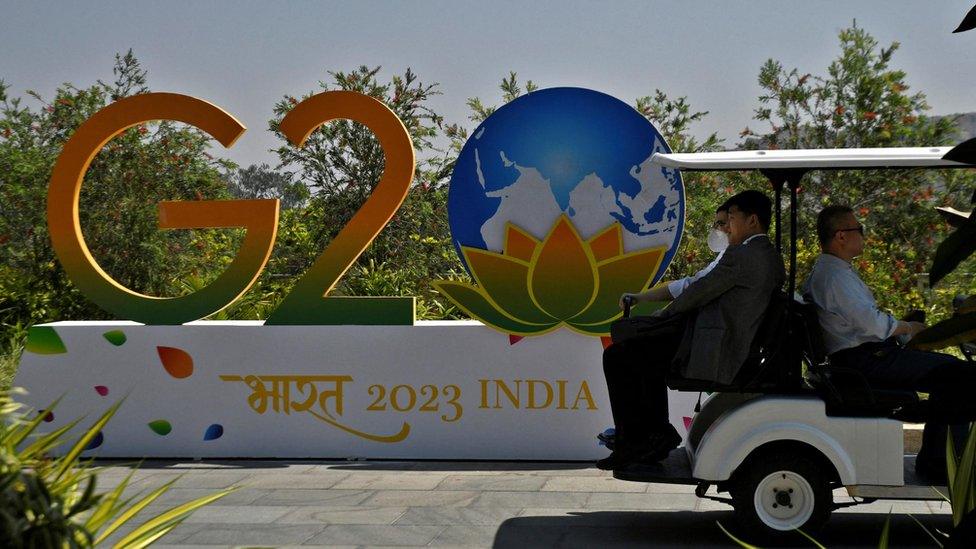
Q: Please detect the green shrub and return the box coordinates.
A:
[0,389,231,547]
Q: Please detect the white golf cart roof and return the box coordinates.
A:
[651,147,966,171]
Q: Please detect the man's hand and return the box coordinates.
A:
[907,321,926,339]
[618,292,642,310]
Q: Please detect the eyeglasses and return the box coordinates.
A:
[836,225,864,236]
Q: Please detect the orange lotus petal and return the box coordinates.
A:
[569,246,666,326]
[463,247,556,325]
[587,223,624,263]
[528,215,597,320]
[503,223,539,262]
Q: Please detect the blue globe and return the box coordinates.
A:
[447,87,684,283]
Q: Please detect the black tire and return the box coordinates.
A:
[729,452,833,545]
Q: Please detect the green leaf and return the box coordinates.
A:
[117,518,186,549]
[54,399,123,481]
[947,429,958,498]
[950,423,976,527]
[93,477,180,544]
[953,5,976,33]
[715,521,760,548]
[795,527,828,548]
[943,137,976,163]
[878,512,891,548]
[112,489,235,547]
[8,396,63,448]
[928,211,976,287]
[84,469,137,532]
[906,513,945,548]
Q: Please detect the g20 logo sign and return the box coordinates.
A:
[46,88,684,336]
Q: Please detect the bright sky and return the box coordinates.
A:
[3,0,975,168]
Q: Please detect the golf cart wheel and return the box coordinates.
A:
[730,452,832,543]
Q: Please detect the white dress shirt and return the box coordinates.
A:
[667,250,725,299]
[802,253,899,354]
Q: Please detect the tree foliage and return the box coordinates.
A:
[3,23,976,385]
[0,50,237,340]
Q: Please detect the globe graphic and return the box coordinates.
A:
[447,87,684,284]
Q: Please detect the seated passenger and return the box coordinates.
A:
[630,199,733,303]
[598,190,785,470]
[803,205,976,482]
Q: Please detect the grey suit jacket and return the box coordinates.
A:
[657,234,785,385]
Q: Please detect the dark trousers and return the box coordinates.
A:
[602,320,684,441]
[831,341,976,459]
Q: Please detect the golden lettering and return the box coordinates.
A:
[219,373,408,443]
[572,380,597,410]
[478,379,489,409]
[494,379,521,409]
[556,379,568,409]
[526,379,553,409]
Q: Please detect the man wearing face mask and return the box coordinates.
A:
[619,200,732,306]
[597,190,784,471]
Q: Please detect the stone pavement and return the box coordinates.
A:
[94,459,952,548]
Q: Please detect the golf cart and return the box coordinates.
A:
[611,147,970,541]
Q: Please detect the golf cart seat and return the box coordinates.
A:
[666,290,802,394]
[795,299,922,419]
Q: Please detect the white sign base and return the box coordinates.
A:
[15,321,697,460]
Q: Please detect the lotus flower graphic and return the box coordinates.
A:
[434,215,664,337]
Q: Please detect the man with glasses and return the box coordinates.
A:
[803,205,976,482]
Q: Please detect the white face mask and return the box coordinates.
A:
[707,228,729,254]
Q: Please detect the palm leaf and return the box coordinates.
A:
[953,4,976,33]
[795,528,828,548]
[907,513,945,548]
[54,399,123,481]
[7,396,62,448]
[928,213,976,287]
[112,489,235,547]
[951,423,976,526]
[878,512,891,548]
[715,521,760,548]
[116,518,187,549]
[944,137,976,164]
[19,418,83,459]
[93,477,180,544]
[84,469,137,532]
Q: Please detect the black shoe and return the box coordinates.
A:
[596,425,681,470]
[643,424,682,462]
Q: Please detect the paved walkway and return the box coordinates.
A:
[95,459,952,548]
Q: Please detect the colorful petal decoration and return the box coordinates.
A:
[84,431,104,450]
[203,424,224,441]
[157,346,193,378]
[102,330,127,346]
[148,419,172,436]
[25,326,67,355]
[435,218,667,338]
[94,385,109,396]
